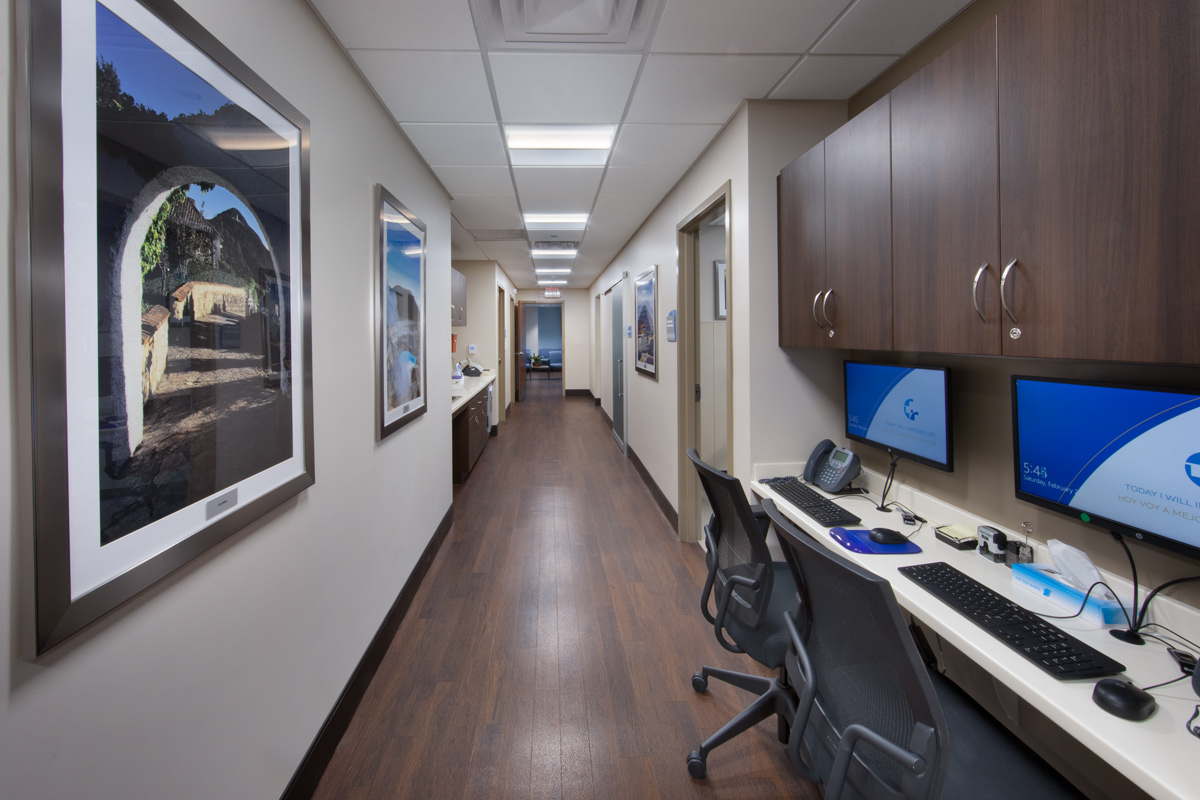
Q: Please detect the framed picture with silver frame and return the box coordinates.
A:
[19,0,314,653]
[634,266,657,379]
[376,185,428,438]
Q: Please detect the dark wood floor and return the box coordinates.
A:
[312,379,820,799]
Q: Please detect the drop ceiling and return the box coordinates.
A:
[306,0,975,289]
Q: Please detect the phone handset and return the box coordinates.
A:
[803,438,861,493]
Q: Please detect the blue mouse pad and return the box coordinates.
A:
[830,528,923,555]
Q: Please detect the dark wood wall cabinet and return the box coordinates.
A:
[779,0,1200,365]
[452,390,489,483]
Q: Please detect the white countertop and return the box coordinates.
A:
[450,370,495,416]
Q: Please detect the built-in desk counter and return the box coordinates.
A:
[751,463,1200,800]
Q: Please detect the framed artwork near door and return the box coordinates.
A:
[635,266,657,379]
[21,0,314,652]
[376,185,428,438]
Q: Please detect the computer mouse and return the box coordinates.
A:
[1091,679,1157,721]
[869,527,908,545]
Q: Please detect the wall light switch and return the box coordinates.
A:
[468,344,476,355]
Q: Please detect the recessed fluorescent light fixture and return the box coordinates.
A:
[506,125,615,150]
[532,249,577,258]
[538,280,568,285]
[506,125,616,167]
[524,213,588,226]
[535,268,572,274]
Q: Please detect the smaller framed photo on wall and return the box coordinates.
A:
[715,260,727,320]
[376,185,428,438]
[634,266,657,379]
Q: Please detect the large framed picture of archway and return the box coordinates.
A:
[376,185,428,438]
[21,0,314,653]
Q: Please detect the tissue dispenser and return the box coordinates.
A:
[1011,563,1128,628]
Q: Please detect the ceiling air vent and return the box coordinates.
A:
[475,0,664,50]
[471,229,528,242]
[531,240,579,250]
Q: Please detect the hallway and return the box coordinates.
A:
[312,381,818,799]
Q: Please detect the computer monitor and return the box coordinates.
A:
[844,360,953,472]
[1012,375,1200,563]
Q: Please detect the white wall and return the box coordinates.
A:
[1,1,455,798]
[451,260,501,371]
[587,100,846,513]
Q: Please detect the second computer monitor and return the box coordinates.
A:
[844,360,953,471]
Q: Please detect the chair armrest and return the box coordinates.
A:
[824,724,927,800]
[784,611,821,783]
[713,574,759,654]
[700,525,719,624]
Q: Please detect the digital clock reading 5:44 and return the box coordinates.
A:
[1023,463,1049,480]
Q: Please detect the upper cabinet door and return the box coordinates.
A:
[824,95,893,351]
[998,0,1200,363]
[779,143,832,348]
[891,22,1001,355]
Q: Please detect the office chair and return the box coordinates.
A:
[762,499,1087,800]
[685,449,799,779]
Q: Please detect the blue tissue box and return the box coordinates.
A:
[1011,563,1129,628]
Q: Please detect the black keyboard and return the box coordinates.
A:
[766,476,862,527]
[898,562,1126,680]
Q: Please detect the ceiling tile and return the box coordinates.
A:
[432,166,515,196]
[653,0,848,54]
[307,0,479,50]
[771,54,898,100]
[601,165,686,195]
[351,51,494,123]
[625,54,798,124]
[450,193,523,230]
[489,53,642,123]
[814,0,974,56]
[400,124,507,167]
[513,166,604,197]
[518,194,596,216]
[609,123,722,167]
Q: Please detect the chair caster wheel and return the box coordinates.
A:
[687,751,706,779]
[691,672,708,693]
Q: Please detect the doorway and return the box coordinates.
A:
[676,184,732,543]
[523,303,564,390]
[496,287,507,421]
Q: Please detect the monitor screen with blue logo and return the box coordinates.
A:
[1012,376,1200,561]
[843,361,952,471]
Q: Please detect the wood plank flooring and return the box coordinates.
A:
[312,379,821,799]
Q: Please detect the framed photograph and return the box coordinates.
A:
[634,266,657,379]
[715,259,727,320]
[376,186,427,438]
[22,0,314,653]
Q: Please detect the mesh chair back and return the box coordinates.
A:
[765,500,947,800]
[686,449,774,629]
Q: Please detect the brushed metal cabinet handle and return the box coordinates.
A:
[972,262,990,324]
[812,291,826,329]
[821,289,834,328]
[1000,258,1019,324]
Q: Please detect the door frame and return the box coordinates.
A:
[676,182,732,543]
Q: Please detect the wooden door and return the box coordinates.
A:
[998,0,1200,363]
[891,22,1001,355]
[778,143,832,348]
[514,301,527,401]
[823,95,893,351]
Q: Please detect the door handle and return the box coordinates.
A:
[618,359,623,397]
[972,262,989,324]
[1000,258,1019,324]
